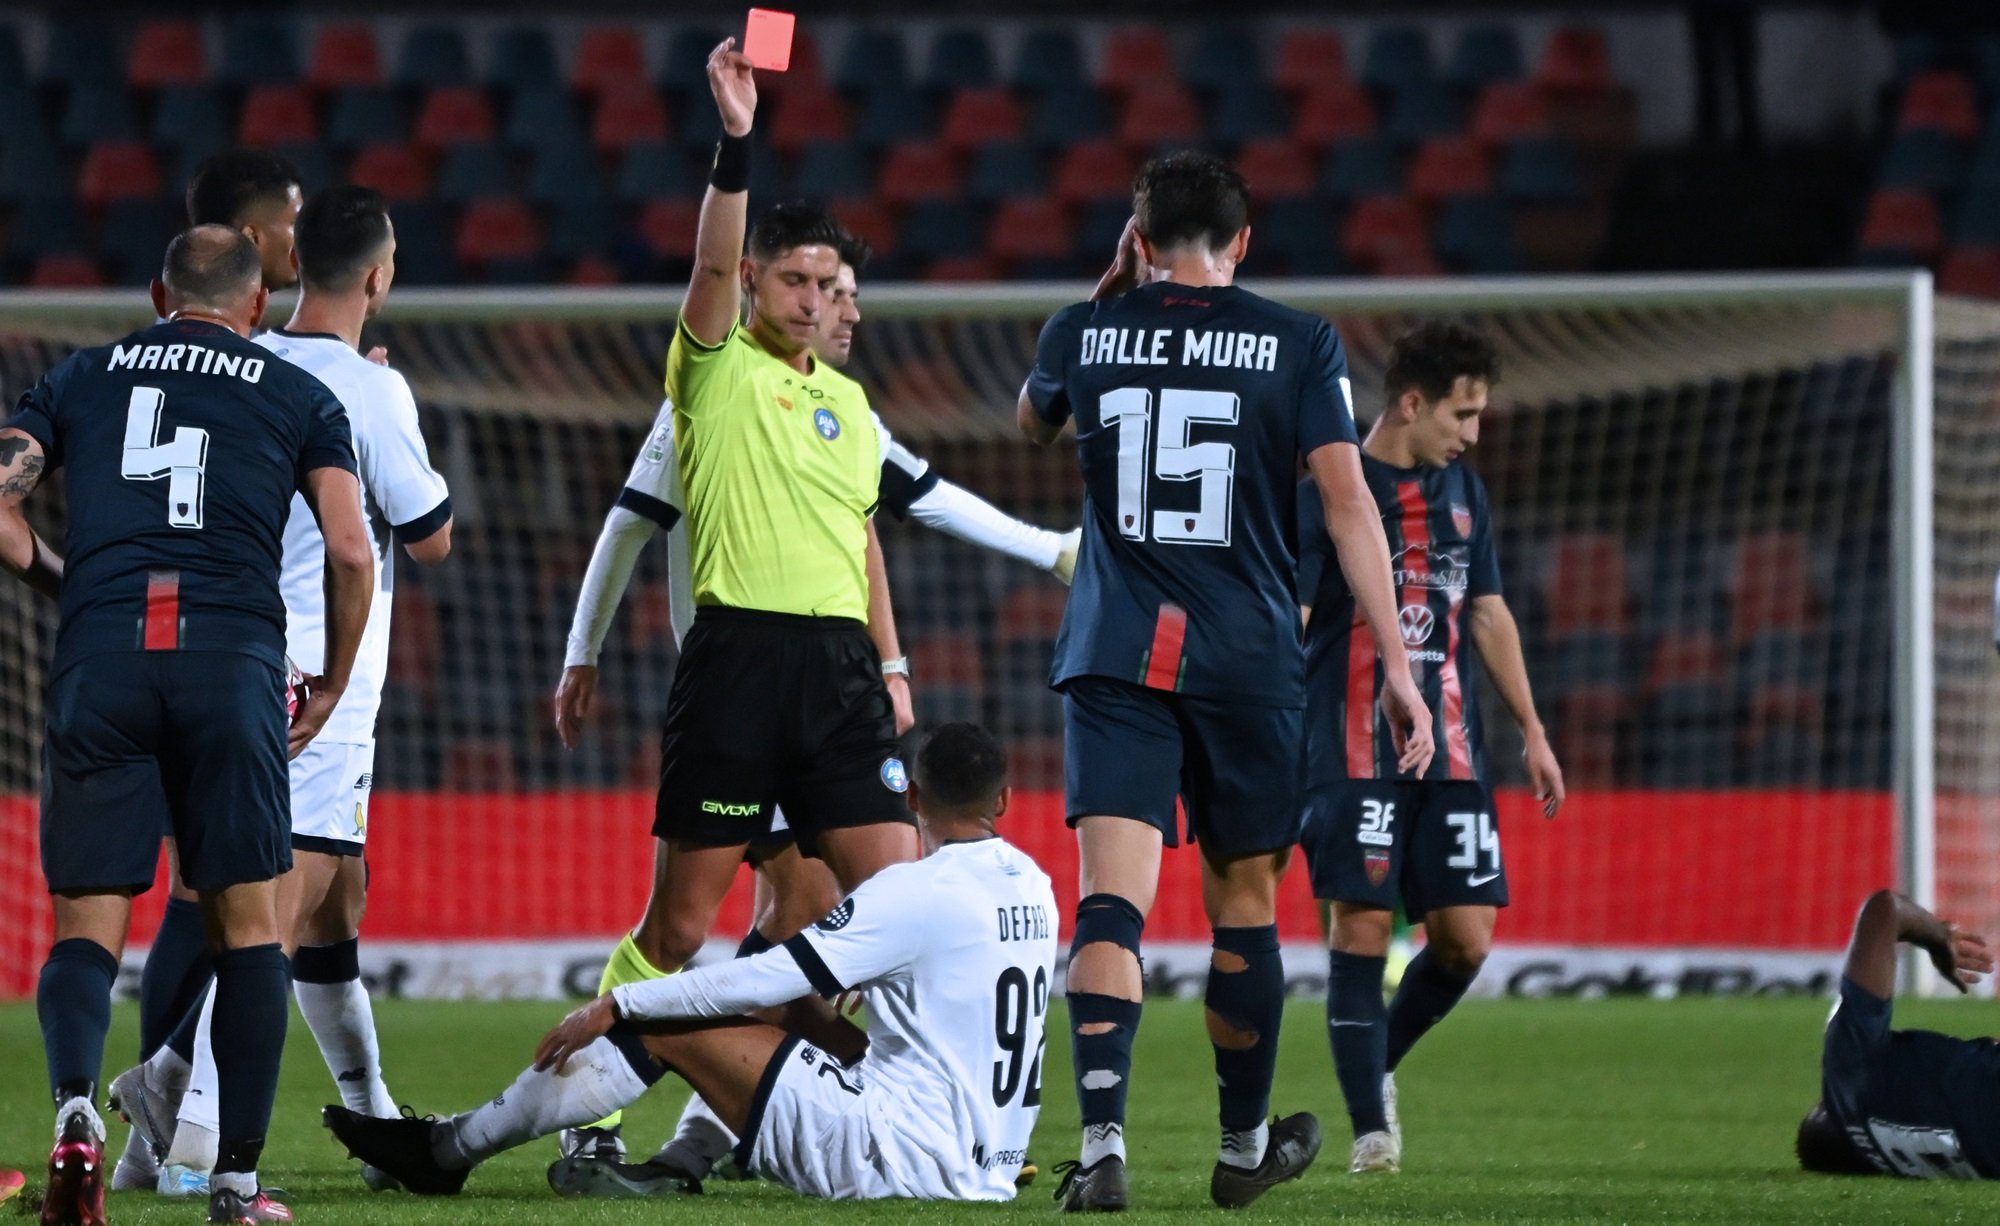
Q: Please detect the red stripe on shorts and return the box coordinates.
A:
[1143,603,1188,691]
[144,570,179,650]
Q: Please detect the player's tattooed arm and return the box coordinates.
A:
[0,429,61,598]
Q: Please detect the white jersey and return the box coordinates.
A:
[258,331,450,744]
[613,838,1057,1199]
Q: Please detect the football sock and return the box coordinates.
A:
[1070,992,1140,1166]
[1208,925,1283,1169]
[660,1093,736,1167]
[39,937,118,1105]
[1327,950,1390,1136]
[139,898,213,1062]
[162,977,209,1062]
[1385,947,1477,1071]
[434,1032,660,1170]
[583,933,670,1132]
[210,944,287,1177]
[295,939,397,1116]
[177,987,220,1135]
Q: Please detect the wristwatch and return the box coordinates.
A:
[881,656,911,679]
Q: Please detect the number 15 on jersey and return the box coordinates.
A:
[1100,386,1239,548]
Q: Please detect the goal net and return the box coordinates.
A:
[1,273,1995,1000]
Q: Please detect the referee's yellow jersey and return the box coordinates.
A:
[665,318,880,622]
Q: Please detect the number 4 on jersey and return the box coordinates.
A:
[122,386,208,528]
[1101,387,1239,547]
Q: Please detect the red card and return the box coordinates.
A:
[743,9,795,72]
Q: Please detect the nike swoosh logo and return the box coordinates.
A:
[1468,872,1501,886]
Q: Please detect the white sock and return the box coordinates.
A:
[1219,1121,1269,1170]
[1081,1122,1125,1167]
[295,978,397,1116]
[177,990,220,1135]
[163,1121,218,1173]
[659,1094,736,1165]
[210,1170,256,1198]
[432,1037,649,1170]
[144,1044,192,1100]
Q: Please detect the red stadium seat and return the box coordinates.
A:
[1051,139,1138,203]
[1940,246,2000,299]
[1543,531,1631,635]
[910,635,986,695]
[238,85,319,147]
[1236,138,1316,199]
[832,198,896,258]
[939,88,1023,152]
[1273,30,1348,94]
[455,198,541,266]
[574,26,647,95]
[1859,189,1943,261]
[1407,137,1491,202]
[130,21,206,88]
[1116,84,1202,147]
[78,141,161,206]
[1469,82,1549,145]
[637,198,699,261]
[1645,631,1727,695]
[442,738,518,793]
[1729,531,1815,645]
[1098,26,1173,94]
[998,583,1068,642]
[566,254,619,285]
[988,197,1073,261]
[1537,27,1613,94]
[1897,71,1980,140]
[308,25,383,89]
[1341,196,1434,275]
[1553,690,1620,787]
[591,85,669,151]
[878,142,962,205]
[1009,735,1066,790]
[767,83,850,153]
[413,87,497,148]
[30,253,104,288]
[1292,82,1377,148]
[347,143,432,201]
[925,254,1004,281]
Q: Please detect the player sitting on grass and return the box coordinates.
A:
[325,722,1056,1202]
[1795,890,1997,1178]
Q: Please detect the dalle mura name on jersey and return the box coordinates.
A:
[1079,326,1281,372]
[110,342,268,383]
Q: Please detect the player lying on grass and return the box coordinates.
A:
[325,722,1056,1202]
[1795,890,1997,1179]
[552,234,1077,1176]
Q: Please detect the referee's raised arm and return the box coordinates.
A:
[684,39,757,347]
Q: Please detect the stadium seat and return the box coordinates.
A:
[489,26,560,90]
[1051,139,1138,204]
[637,197,699,262]
[854,81,932,148]
[1182,27,1265,97]
[909,635,986,725]
[835,28,911,94]
[77,141,161,206]
[901,200,984,263]
[1953,185,2000,245]
[767,82,852,153]
[238,85,319,147]
[1639,682,1733,787]
[1879,130,1967,192]
[879,142,962,205]
[1320,137,1403,202]
[220,15,301,87]
[1858,188,1943,262]
[1553,688,1622,786]
[573,26,648,95]
[456,198,541,268]
[545,198,617,260]
[1010,27,1087,95]
[0,136,64,203]
[441,738,518,793]
[527,143,606,205]
[1384,78,1463,143]
[274,142,334,193]
[346,143,432,202]
[1075,198,1134,257]
[98,199,176,282]
[1207,83,1290,145]
[1729,531,1815,646]
[61,80,136,146]
[660,27,725,96]
[1644,630,1728,695]
[397,26,472,89]
[1434,195,1521,272]
[1117,84,1202,147]
[1098,26,1174,94]
[500,82,583,151]
[1897,71,1980,140]
[834,198,897,260]
[414,87,497,148]
[1498,137,1582,202]
[8,199,84,261]
[1273,30,1347,94]
[1360,25,1435,91]
[1030,82,1113,147]
[1236,138,1316,199]
[0,24,25,85]
[966,141,1046,202]
[988,197,1073,263]
[46,22,120,91]
[384,202,455,284]
[1446,24,1525,91]
[436,144,515,204]
[328,87,409,151]
[926,253,1004,282]
[940,88,1023,151]
[129,20,206,88]
[613,140,694,203]
[1342,197,1437,275]
[152,86,230,153]
[1470,82,1550,144]
[1292,82,1378,147]
[794,140,873,200]
[1256,197,1343,273]
[925,28,997,93]
[1537,27,1614,95]
[1544,532,1631,635]
[307,25,382,90]
[591,85,670,152]
[1408,136,1491,202]
[1940,246,2000,298]
[29,253,104,288]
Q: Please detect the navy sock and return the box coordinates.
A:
[163,981,211,1062]
[1326,949,1389,1136]
[1207,925,1284,1138]
[211,944,289,1174]
[735,929,774,959]
[1069,992,1141,1155]
[139,897,213,1061]
[1385,946,1476,1071]
[39,938,119,1105]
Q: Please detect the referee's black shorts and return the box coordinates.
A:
[655,606,912,855]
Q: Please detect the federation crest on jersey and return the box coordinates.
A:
[1398,604,1436,647]
[814,407,840,440]
[881,757,908,793]
[816,898,855,931]
[1451,503,1474,538]
[1364,848,1391,887]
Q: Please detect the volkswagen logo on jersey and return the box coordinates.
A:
[814,407,841,440]
[816,898,855,931]
[1398,604,1436,647]
[880,757,908,793]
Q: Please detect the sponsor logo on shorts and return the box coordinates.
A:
[701,800,763,817]
[353,803,366,836]
[1364,848,1391,887]
[816,899,855,931]
[973,1144,1028,1171]
[814,407,841,440]
[880,757,908,793]
[353,773,373,791]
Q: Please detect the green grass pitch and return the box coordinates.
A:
[5,996,2000,1223]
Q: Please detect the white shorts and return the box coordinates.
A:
[289,739,374,855]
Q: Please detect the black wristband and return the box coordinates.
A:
[711,132,751,193]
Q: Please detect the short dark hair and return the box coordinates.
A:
[1132,151,1250,254]
[1383,322,1501,404]
[186,148,302,228]
[913,723,1009,818]
[296,186,392,290]
[835,227,872,274]
[1795,1104,1877,1176]
[747,201,845,263]
[162,225,262,307]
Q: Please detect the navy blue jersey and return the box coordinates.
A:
[6,319,356,679]
[1024,283,1358,706]
[1822,977,2000,1178]
[1298,457,1499,783]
